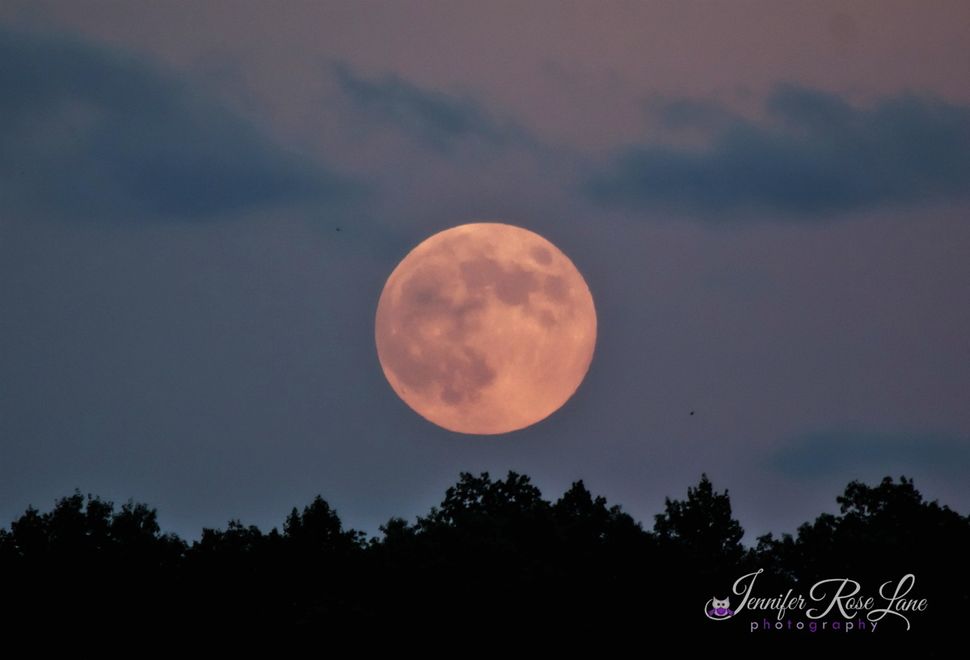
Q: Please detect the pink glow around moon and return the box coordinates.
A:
[375,222,597,434]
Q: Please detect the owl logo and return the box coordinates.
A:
[705,596,735,620]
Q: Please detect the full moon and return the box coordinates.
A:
[375,222,597,435]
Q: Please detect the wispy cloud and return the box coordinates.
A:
[585,84,970,219]
[0,29,360,222]
[770,427,970,479]
[332,62,528,151]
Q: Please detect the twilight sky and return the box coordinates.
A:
[2,1,969,541]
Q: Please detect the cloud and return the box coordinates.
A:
[0,28,359,222]
[585,84,970,218]
[770,427,970,479]
[645,95,737,133]
[332,62,527,151]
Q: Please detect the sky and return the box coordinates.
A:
[2,1,969,541]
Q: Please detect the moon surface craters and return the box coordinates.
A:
[375,222,597,434]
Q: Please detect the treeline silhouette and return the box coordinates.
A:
[1,473,966,649]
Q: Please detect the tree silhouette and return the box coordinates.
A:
[755,475,970,644]
[284,495,364,553]
[654,473,744,569]
[0,490,186,631]
[1,472,967,648]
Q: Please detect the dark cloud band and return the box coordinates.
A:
[585,84,970,219]
[332,62,528,151]
[771,427,970,478]
[0,29,360,222]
